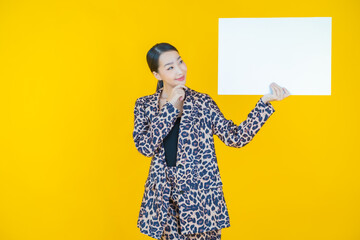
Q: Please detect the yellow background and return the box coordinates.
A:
[1,0,359,239]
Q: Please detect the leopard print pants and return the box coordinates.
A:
[161,166,222,240]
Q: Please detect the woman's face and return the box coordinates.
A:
[153,50,187,89]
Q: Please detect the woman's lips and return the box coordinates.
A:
[176,76,185,81]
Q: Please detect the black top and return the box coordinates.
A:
[163,116,181,166]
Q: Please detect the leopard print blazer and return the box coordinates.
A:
[133,86,275,239]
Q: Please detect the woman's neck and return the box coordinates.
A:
[160,84,174,99]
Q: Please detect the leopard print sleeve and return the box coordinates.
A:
[133,97,180,157]
[207,94,275,148]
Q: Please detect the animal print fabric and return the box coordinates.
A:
[161,166,221,240]
[134,87,276,239]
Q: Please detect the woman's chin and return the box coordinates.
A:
[175,81,186,85]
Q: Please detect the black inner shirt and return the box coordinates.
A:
[163,116,181,166]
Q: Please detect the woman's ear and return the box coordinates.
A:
[152,71,161,81]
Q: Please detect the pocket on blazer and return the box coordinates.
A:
[199,186,224,226]
[200,186,223,220]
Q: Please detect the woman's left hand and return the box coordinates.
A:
[261,82,290,103]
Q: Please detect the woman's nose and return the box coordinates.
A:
[176,67,183,75]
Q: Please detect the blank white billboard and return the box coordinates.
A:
[218,17,332,95]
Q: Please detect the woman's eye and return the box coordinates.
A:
[167,60,183,70]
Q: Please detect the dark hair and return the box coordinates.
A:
[146,42,179,92]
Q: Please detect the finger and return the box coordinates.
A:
[276,86,282,99]
[177,84,187,90]
[271,82,280,88]
[269,85,276,99]
[277,87,282,99]
[174,85,184,90]
[277,87,282,100]
[178,88,186,101]
[283,88,290,97]
[285,88,290,95]
[280,87,284,100]
[270,84,276,94]
[280,87,286,99]
[173,85,186,96]
[273,85,280,99]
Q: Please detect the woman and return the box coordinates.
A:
[133,42,290,240]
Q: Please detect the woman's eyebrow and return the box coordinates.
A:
[164,56,181,67]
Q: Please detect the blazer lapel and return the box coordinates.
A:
[147,87,198,163]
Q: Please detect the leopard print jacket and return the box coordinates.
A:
[133,86,275,239]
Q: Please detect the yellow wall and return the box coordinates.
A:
[0,0,359,239]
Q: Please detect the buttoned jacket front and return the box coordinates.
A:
[133,86,275,239]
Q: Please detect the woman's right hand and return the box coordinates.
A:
[167,85,188,105]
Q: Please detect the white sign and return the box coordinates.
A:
[218,17,332,95]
